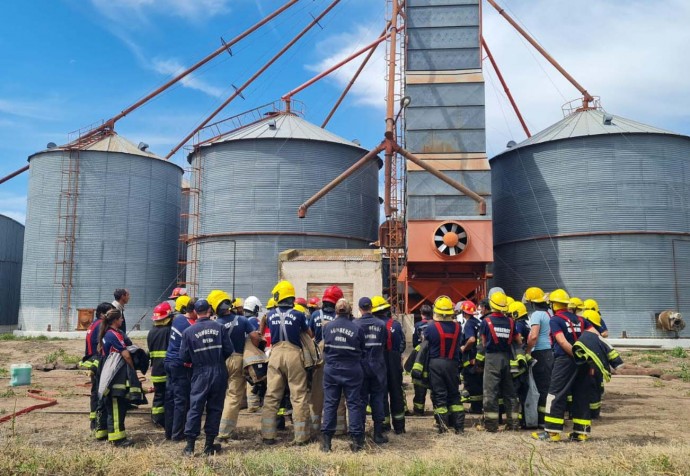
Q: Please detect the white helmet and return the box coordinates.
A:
[243,296,262,315]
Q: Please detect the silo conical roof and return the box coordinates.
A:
[201,113,364,149]
[494,108,680,158]
[30,132,164,160]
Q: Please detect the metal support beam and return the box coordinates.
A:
[0,165,29,185]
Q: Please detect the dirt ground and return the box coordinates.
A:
[2,338,690,475]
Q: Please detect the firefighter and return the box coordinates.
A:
[532,289,594,442]
[372,295,406,434]
[523,286,553,428]
[508,300,531,428]
[243,296,264,413]
[180,299,234,456]
[82,302,114,439]
[424,296,464,434]
[568,297,584,316]
[164,296,197,441]
[97,309,136,447]
[207,290,262,440]
[307,297,320,316]
[583,299,608,337]
[354,296,388,445]
[411,304,433,415]
[320,298,366,453]
[308,285,344,436]
[261,280,313,445]
[476,291,521,432]
[583,309,605,419]
[147,301,173,429]
[459,300,482,414]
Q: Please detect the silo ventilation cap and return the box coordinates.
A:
[603,114,614,126]
[138,142,149,151]
[46,142,57,149]
[506,140,517,149]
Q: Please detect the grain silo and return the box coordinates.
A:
[186,112,379,300]
[19,133,183,331]
[491,108,690,338]
[0,214,24,331]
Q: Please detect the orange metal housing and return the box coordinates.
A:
[401,219,493,313]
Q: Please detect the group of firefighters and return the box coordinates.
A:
[82,282,623,455]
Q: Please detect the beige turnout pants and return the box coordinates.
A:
[219,354,245,436]
[261,342,311,443]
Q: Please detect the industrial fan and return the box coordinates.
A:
[433,222,468,257]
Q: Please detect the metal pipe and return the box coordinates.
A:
[107,0,299,130]
[321,24,389,128]
[383,0,400,218]
[281,30,395,102]
[297,143,386,218]
[481,36,531,138]
[167,0,341,159]
[494,230,690,247]
[188,230,372,243]
[394,142,487,215]
[485,0,594,108]
[0,165,29,185]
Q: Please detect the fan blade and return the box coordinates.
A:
[438,244,447,253]
[440,225,448,234]
[449,247,456,256]
[434,235,444,242]
[458,242,466,250]
[457,232,467,240]
[450,223,459,233]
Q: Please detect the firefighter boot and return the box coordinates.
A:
[393,418,406,435]
[435,413,449,434]
[203,437,220,456]
[183,438,195,457]
[451,412,465,434]
[320,433,332,453]
[373,422,389,444]
[350,434,365,452]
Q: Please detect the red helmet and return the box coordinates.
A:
[152,302,172,321]
[459,300,477,316]
[322,285,344,305]
[308,297,320,307]
[295,297,308,307]
[169,287,187,299]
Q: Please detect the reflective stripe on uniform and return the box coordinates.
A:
[194,345,223,353]
[94,429,108,439]
[590,402,602,410]
[573,418,591,426]
[413,402,425,410]
[450,404,464,413]
[476,353,485,362]
[434,406,448,415]
[484,411,499,420]
[109,399,126,441]
[545,416,564,425]
[149,350,167,358]
[89,411,96,420]
[152,406,165,415]
[150,375,167,383]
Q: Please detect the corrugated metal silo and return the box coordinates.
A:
[188,113,379,300]
[491,109,690,338]
[20,133,183,331]
[0,214,24,330]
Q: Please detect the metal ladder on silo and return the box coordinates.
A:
[179,146,202,298]
[54,147,80,332]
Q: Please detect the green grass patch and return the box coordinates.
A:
[0,388,16,398]
[43,348,81,365]
[671,347,688,359]
[0,367,8,378]
[0,334,64,341]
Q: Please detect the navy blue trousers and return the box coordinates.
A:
[165,362,191,440]
[322,362,364,436]
[184,366,228,440]
[361,362,386,425]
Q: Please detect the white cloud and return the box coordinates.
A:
[307,23,387,109]
[151,58,226,98]
[0,192,27,224]
[89,0,231,25]
[0,98,57,121]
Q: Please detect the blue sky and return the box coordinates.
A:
[1,0,689,223]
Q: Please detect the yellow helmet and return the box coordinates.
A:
[293,303,307,314]
[271,280,295,303]
[505,296,515,307]
[371,296,391,313]
[232,297,244,309]
[266,298,276,309]
[523,287,546,303]
[568,297,584,311]
[207,290,232,313]
[433,296,455,316]
[508,301,528,320]
[583,298,599,312]
[548,289,570,304]
[582,309,601,327]
[175,295,191,313]
[489,291,509,312]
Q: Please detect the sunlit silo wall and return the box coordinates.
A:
[0,214,24,330]
[19,134,183,331]
[491,109,690,338]
[189,113,379,300]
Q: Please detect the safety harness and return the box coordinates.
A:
[485,315,515,346]
[555,310,585,342]
[434,321,460,359]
